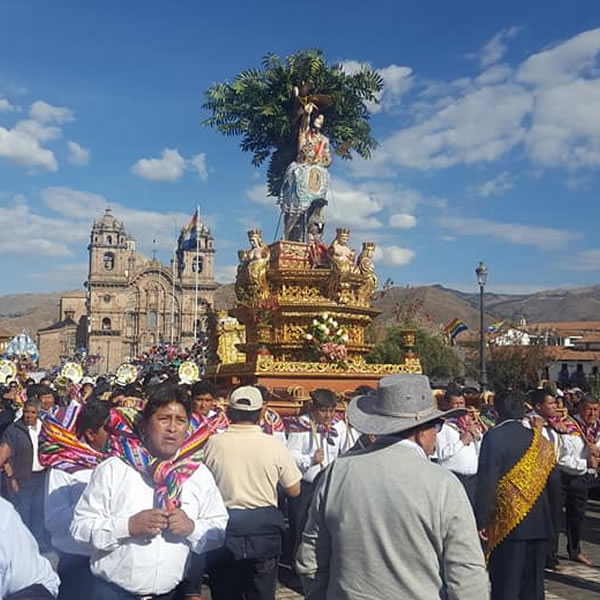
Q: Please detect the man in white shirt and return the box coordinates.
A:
[556,396,600,566]
[0,496,59,599]
[435,387,480,505]
[0,399,48,551]
[71,384,228,600]
[44,401,110,600]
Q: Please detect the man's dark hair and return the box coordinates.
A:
[453,376,466,387]
[530,387,554,409]
[191,380,215,398]
[77,401,110,438]
[27,384,54,400]
[353,385,375,397]
[227,407,261,424]
[142,383,191,421]
[310,388,337,409]
[23,399,41,411]
[494,390,525,421]
[579,394,600,407]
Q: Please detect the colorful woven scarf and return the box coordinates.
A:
[108,407,212,511]
[39,403,106,473]
[261,407,285,436]
[285,415,339,445]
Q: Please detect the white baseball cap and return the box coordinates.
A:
[229,386,263,411]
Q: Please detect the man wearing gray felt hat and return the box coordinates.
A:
[296,374,489,600]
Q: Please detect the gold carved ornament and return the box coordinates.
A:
[485,428,556,562]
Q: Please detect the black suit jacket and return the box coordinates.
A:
[475,420,553,541]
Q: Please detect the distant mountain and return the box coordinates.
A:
[439,284,600,323]
[1,282,599,340]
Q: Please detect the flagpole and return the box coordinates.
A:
[170,231,176,345]
[193,206,200,342]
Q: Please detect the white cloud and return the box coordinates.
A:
[479,27,520,68]
[373,245,416,266]
[469,171,515,197]
[566,249,600,271]
[0,125,58,171]
[438,216,580,250]
[132,148,186,182]
[341,60,413,112]
[28,262,88,287]
[189,153,208,181]
[389,213,416,229]
[29,100,74,124]
[131,148,209,183]
[40,186,215,252]
[326,177,384,229]
[67,140,90,166]
[352,28,600,176]
[0,98,16,112]
[246,184,274,207]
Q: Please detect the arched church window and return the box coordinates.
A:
[192,256,203,273]
[102,317,111,330]
[147,311,157,328]
[106,235,113,245]
[103,252,115,271]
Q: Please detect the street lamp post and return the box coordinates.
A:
[476,261,489,392]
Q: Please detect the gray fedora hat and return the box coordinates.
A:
[348,373,466,436]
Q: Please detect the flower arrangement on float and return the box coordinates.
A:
[305,313,349,366]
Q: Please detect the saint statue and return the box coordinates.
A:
[357,242,378,302]
[279,86,333,242]
[327,228,359,303]
[235,230,270,302]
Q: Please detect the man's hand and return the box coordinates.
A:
[167,508,194,537]
[588,454,599,469]
[128,509,168,537]
[312,449,325,465]
[459,431,473,445]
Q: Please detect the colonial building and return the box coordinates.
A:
[37,208,217,373]
[86,208,217,373]
[37,292,87,369]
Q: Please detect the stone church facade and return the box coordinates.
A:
[38,208,217,373]
[87,208,217,374]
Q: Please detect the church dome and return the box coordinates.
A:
[94,207,123,231]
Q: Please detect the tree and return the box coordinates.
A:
[202,50,383,197]
[465,344,550,393]
[368,327,463,378]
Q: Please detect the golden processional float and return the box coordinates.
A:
[203,54,421,413]
[205,228,422,414]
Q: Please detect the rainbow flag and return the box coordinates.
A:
[180,208,199,250]
[444,317,468,338]
[486,320,505,333]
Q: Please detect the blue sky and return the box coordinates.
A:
[1,0,599,295]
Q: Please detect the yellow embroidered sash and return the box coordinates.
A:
[486,428,556,561]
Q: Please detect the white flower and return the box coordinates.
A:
[324,328,330,335]
[332,320,338,327]
[342,334,349,342]
[336,329,343,336]
[319,323,326,330]
[323,313,329,320]
[306,333,313,340]
[312,319,318,326]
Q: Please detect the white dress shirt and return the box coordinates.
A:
[28,420,43,472]
[435,423,480,475]
[287,416,347,483]
[70,456,228,595]
[0,497,59,598]
[396,438,429,461]
[45,467,93,556]
[558,433,591,476]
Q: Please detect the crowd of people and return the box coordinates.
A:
[0,368,597,600]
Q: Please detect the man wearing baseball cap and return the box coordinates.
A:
[296,374,489,600]
[204,385,301,600]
